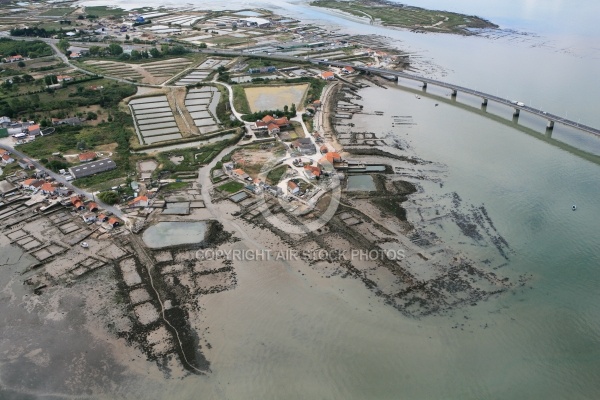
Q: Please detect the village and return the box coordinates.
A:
[0,2,519,379]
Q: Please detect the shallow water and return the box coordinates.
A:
[346,174,376,191]
[142,221,207,248]
[2,0,599,398]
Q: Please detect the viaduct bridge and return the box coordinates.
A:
[316,60,600,137]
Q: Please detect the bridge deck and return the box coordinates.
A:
[322,60,600,137]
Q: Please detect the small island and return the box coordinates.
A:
[310,0,498,35]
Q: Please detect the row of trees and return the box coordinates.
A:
[241,104,297,122]
[0,38,52,58]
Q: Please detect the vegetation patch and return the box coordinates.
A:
[218,181,245,193]
[310,0,498,35]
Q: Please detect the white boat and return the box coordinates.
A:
[572,205,577,211]
[81,242,89,248]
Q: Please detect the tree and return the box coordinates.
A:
[149,47,160,58]
[86,111,97,120]
[107,43,123,56]
[46,160,69,172]
[130,50,141,60]
[98,191,119,205]
[199,42,207,48]
[57,38,70,53]
[89,45,101,56]
[125,34,130,40]
[17,61,25,68]
[77,140,87,150]
[22,74,34,82]
[284,105,289,113]
[44,75,58,85]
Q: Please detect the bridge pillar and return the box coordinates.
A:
[482,98,488,106]
[546,120,554,130]
[422,82,427,90]
[513,108,520,117]
[451,89,457,97]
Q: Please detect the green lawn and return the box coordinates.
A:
[40,8,74,17]
[84,6,128,17]
[218,180,245,193]
[232,85,251,114]
[266,165,288,185]
[162,181,190,191]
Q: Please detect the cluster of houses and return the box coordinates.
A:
[320,66,355,81]
[2,54,26,63]
[69,195,121,227]
[253,115,290,135]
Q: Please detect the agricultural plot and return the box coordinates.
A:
[129,95,182,145]
[244,84,309,112]
[174,58,229,86]
[184,87,221,134]
[84,60,143,81]
[84,58,192,85]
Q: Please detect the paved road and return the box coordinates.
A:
[0,143,124,218]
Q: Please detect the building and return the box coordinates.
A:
[22,178,42,190]
[56,75,73,83]
[287,180,300,194]
[304,165,321,180]
[318,152,343,172]
[255,115,289,134]
[232,169,250,181]
[239,17,271,28]
[78,151,97,163]
[248,66,277,74]
[68,159,116,179]
[128,195,148,208]
[82,212,97,223]
[40,182,58,195]
[86,202,99,212]
[18,158,35,169]
[1,154,15,165]
[27,124,40,136]
[108,217,120,227]
[71,196,85,210]
[320,71,335,81]
[291,138,317,155]
[342,66,355,74]
[97,214,108,222]
[3,55,23,63]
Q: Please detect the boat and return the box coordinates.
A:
[572,205,577,211]
[81,242,89,248]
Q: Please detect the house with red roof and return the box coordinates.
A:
[342,66,355,74]
[232,168,250,180]
[1,154,15,165]
[27,124,40,136]
[107,217,121,227]
[40,182,59,195]
[3,55,23,63]
[128,195,148,208]
[78,151,97,163]
[320,71,335,80]
[303,165,322,180]
[287,180,300,194]
[56,75,73,83]
[86,202,99,212]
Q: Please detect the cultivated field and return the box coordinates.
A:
[84,58,192,85]
[244,84,309,112]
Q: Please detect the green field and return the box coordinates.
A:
[218,180,245,193]
[39,8,74,17]
[310,0,498,34]
[84,6,128,18]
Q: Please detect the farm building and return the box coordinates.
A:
[68,159,116,179]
